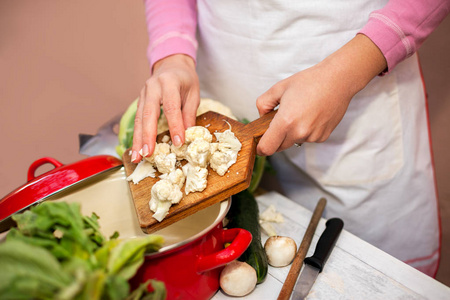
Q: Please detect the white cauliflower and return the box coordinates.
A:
[214,129,242,154]
[157,98,237,133]
[195,98,237,120]
[159,168,186,189]
[185,126,213,143]
[210,128,242,176]
[260,204,285,223]
[259,221,278,237]
[151,179,183,204]
[142,143,171,164]
[131,109,242,222]
[210,151,233,176]
[161,135,170,143]
[149,199,172,223]
[209,142,219,154]
[126,160,156,184]
[182,163,208,195]
[259,205,284,236]
[150,179,183,222]
[170,143,188,161]
[185,139,212,168]
[154,152,177,174]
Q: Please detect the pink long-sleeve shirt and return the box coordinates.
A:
[144,0,449,73]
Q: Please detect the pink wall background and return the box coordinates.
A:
[1,0,449,286]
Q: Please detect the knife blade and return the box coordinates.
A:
[292,218,344,300]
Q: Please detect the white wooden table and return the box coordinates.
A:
[213,191,450,300]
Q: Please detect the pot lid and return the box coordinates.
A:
[0,155,123,231]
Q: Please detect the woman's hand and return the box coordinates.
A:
[256,34,387,156]
[131,54,200,163]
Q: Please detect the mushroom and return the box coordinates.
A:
[264,236,297,267]
[219,260,257,296]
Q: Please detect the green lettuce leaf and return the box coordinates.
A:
[0,240,71,299]
[107,235,164,280]
[3,201,167,299]
[127,280,167,300]
[116,98,138,157]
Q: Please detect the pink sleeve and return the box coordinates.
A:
[359,0,450,73]
[143,0,198,70]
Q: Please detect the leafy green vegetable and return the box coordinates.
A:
[0,240,71,298]
[108,235,164,280]
[0,201,166,300]
[116,98,138,158]
[128,280,167,300]
[115,99,165,158]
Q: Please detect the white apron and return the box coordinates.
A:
[195,0,440,276]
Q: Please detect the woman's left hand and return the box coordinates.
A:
[255,34,387,156]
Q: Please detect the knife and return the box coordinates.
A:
[292,218,344,300]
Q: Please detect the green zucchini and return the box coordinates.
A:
[226,189,269,284]
[247,155,266,194]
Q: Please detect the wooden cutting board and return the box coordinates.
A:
[123,110,276,233]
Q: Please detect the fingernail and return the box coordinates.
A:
[131,151,138,162]
[173,135,182,147]
[141,144,150,157]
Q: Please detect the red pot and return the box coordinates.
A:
[131,204,251,300]
[0,155,123,231]
[0,156,251,299]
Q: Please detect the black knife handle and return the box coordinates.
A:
[304,218,344,272]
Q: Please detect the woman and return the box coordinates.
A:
[132,0,449,276]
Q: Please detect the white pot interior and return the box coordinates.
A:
[46,167,230,251]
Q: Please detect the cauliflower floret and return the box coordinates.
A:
[170,143,188,161]
[185,139,211,168]
[137,116,242,222]
[258,205,284,237]
[157,98,237,133]
[209,129,242,175]
[195,98,237,120]
[185,126,213,143]
[214,129,242,154]
[182,163,208,195]
[142,143,170,164]
[150,179,183,222]
[209,142,219,154]
[161,135,170,143]
[151,179,183,204]
[210,151,233,176]
[154,153,177,174]
[260,205,285,223]
[150,200,172,222]
[259,221,278,237]
[126,160,156,184]
[159,168,186,189]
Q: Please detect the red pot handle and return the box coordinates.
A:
[27,157,64,181]
[196,228,252,273]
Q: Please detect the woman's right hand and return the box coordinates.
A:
[131,54,200,163]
